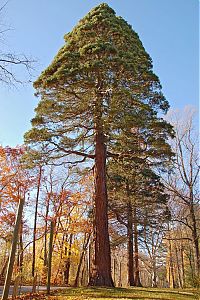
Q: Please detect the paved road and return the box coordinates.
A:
[0,286,64,296]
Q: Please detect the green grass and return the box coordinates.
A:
[48,287,200,300]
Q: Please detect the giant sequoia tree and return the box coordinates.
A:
[24,3,173,286]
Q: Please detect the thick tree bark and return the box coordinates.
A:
[32,166,42,277]
[133,207,142,287]
[89,100,113,286]
[127,199,135,286]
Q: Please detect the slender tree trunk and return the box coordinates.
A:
[17,220,23,288]
[113,256,116,286]
[44,194,50,267]
[74,233,91,287]
[188,245,195,285]
[41,195,50,284]
[81,257,86,286]
[32,166,42,277]
[190,203,200,276]
[0,257,9,279]
[88,241,91,283]
[1,243,10,279]
[168,238,176,288]
[89,96,113,287]
[175,243,182,288]
[180,244,185,287]
[64,233,73,285]
[2,197,24,300]
[47,221,54,295]
[85,248,89,286]
[54,232,66,284]
[152,258,157,287]
[133,207,142,287]
[127,199,135,286]
[118,261,122,287]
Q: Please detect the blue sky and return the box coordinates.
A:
[0,0,198,147]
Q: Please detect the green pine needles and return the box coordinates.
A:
[24,3,174,286]
[25,3,173,164]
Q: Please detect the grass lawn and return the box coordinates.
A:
[47,287,200,300]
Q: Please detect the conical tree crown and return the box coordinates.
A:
[35,3,153,89]
[25,3,173,163]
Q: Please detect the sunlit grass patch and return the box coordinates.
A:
[48,286,199,300]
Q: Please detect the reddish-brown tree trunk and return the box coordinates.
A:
[89,109,113,286]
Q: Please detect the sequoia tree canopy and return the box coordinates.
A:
[25,3,173,164]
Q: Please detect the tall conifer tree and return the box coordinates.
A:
[24,3,173,286]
